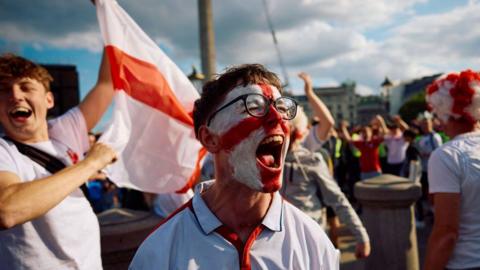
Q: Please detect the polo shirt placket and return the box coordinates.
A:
[191,187,284,270]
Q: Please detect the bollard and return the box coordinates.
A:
[354,174,422,270]
[98,208,162,270]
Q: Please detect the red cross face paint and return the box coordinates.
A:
[208,84,290,192]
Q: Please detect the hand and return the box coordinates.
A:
[88,171,107,182]
[355,242,371,259]
[392,115,401,122]
[340,120,349,129]
[85,143,117,171]
[298,72,312,91]
[375,114,384,123]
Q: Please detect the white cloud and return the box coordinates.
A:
[49,29,103,52]
[0,0,478,98]
[386,2,480,67]
[289,0,426,30]
[0,23,102,52]
[282,1,480,95]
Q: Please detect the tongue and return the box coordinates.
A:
[12,116,28,122]
[258,154,275,167]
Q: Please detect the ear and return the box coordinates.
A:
[46,91,54,109]
[198,125,221,153]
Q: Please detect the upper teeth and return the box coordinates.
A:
[260,135,283,145]
[10,107,30,114]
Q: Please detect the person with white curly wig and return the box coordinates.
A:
[424,70,480,270]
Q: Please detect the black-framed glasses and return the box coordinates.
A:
[207,93,298,126]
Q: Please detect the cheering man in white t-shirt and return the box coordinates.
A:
[424,70,480,270]
[0,51,116,269]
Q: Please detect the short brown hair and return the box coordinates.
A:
[193,64,282,137]
[0,53,53,92]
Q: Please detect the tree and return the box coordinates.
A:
[398,92,427,122]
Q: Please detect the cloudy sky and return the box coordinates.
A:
[1,0,479,100]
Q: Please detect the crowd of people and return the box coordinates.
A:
[0,13,479,270]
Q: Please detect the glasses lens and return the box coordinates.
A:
[245,94,268,117]
[275,97,297,120]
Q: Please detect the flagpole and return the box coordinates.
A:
[198,0,217,83]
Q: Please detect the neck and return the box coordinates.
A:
[475,122,480,132]
[447,120,480,138]
[202,179,273,241]
[5,129,49,144]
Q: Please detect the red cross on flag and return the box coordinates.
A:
[96,0,206,193]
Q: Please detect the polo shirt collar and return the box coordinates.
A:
[261,191,283,232]
[192,180,284,235]
[192,181,223,234]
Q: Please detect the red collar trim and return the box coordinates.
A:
[215,224,265,270]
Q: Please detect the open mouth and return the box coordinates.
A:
[256,135,284,169]
[9,107,33,121]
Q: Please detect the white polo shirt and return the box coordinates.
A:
[130,181,339,270]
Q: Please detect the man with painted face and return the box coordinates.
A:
[130,64,340,270]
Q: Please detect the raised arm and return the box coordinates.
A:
[311,156,370,258]
[340,120,352,143]
[0,143,116,229]
[298,72,334,141]
[374,115,387,136]
[78,50,114,131]
[393,115,409,131]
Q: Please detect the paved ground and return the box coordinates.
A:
[339,215,433,270]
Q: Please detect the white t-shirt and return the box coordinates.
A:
[0,108,102,270]
[130,181,339,270]
[303,127,325,153]
[384,134,408,164]
[428,131,480,269]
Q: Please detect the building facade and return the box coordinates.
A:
[356,95,388,126]
[292,81,358,124]
[43,64,80,118]
[388,73,442,115]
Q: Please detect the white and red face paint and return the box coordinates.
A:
[208,83,290,192]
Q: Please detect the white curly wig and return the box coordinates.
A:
[290,105,309,142]
[426,69,480,123]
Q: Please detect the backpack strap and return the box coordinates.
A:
[3,136,90,199]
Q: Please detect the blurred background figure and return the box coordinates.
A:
[401,129,421,180]
[416,112,443,227]
[340,116,384,180]
[86,132,121,213]
[282,105,370,259]
[379,115,409,176]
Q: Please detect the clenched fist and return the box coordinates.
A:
[84,143,117,171]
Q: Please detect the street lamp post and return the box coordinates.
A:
[381,77,393,114]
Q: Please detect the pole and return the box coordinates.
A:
[198,0,216,82]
